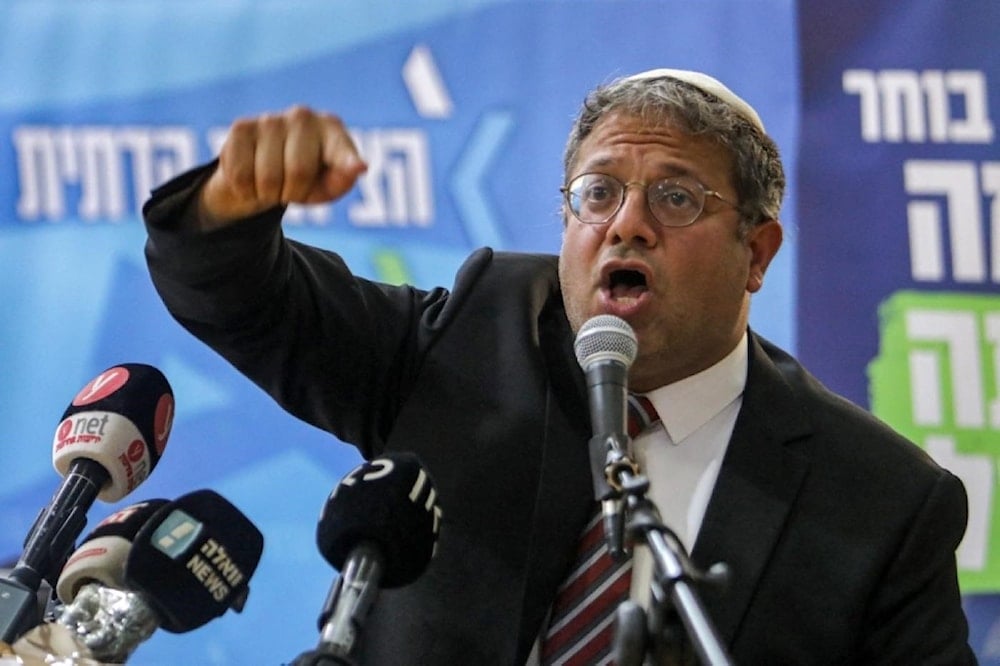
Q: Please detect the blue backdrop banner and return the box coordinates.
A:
[798,1,999,660]
[0,2,797,663]
[10,0,994,663]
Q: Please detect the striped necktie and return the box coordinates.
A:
[540,394,660,665]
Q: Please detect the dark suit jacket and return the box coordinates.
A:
[144,166,974,665]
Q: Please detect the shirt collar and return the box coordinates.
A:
[642,332,748,445]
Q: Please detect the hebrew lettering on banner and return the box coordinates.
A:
[798,5,1000,645]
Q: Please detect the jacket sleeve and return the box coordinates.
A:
[142,164,453,457]
[858,468,976,664]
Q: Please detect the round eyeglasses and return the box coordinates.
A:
[561,172,739,227]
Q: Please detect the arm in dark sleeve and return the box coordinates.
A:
[143,164,442,456]
[860,469,976,664]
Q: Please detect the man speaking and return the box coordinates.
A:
[143,68,974,664]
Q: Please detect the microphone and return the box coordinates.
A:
[56,499,170,606]
[576,317,734,664]
[294,452,442,665]
[574,315,638,559]
[124,489,264,633]
[0,363,173,643]
[9,491,262,664]
[574,314,639,446]
[8,499,171,664]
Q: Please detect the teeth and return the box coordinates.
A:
[610,283,647,300]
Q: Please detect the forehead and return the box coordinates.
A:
[573,111,733,177]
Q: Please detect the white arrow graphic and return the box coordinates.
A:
[403,44,453,119]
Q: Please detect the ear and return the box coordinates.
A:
[745,219,783,293]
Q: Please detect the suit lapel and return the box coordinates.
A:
[513,280,596,661]
[690,333,812,644]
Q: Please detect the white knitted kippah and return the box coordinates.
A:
[622,68,766,133]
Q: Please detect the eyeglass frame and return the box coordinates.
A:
[560,172,741,227]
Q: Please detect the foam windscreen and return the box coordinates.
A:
[316,452,441,588]
[55,499,169,603]
[125,490,263,633]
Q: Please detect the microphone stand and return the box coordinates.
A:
[589,434,734,666]
[290,546,381,666]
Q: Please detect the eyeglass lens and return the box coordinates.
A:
[565,173,709,227]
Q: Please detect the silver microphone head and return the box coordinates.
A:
[574,315,638,370]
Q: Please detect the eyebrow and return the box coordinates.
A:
[575,158,702,183]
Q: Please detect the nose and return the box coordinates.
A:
[605,183,658,246]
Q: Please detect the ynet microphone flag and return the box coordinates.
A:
[0,363,173,644]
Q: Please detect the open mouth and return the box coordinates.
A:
[608,269,648,300]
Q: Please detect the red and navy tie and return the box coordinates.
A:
[540,395,660,665]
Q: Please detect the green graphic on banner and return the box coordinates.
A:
[869,290,1000,592]
[372,248,412,285]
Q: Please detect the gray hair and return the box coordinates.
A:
[563,74,785,233]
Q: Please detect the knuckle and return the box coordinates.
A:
[257,113,285,133]
[319,112,346,132]
[285,104,316,122]
[225,118,256,146]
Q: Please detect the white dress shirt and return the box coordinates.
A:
[629,332,748,608]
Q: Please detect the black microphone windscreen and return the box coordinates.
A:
[124,490,264,633]
[317,452,441,588]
